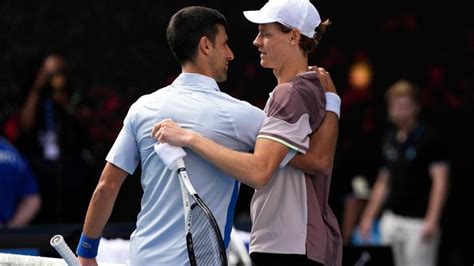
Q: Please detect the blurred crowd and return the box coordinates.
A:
[0,3,472,265]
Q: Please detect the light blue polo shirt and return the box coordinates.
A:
[106,73,265,265]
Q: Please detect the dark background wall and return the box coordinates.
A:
[1,1,472,265]
[1,1,472,115]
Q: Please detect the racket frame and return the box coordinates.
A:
[176,161,228,266]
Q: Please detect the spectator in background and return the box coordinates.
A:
[0,136,41,229]
[17,53,92,224]
[358,79,449,266]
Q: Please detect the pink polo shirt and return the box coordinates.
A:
[250,71,342,265]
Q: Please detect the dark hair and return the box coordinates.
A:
[276,19,331,56]
[166,6,228,64]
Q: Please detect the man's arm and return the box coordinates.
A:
[289,112,338,176]
[422,162,449,240]
[153,67,339,189]
[188,136,288,189]
[289,67,339,176]
[19,68,51,132]
[6,194,41,228]
[153,121,288,189]
[358,169,390,240]
[78,162,128,265]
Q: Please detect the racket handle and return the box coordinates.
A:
[50,235,81,266]
[175,158,185,169]
[154,143,187,170]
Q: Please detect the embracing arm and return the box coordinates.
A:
[153,122,288,189]
[289,67,340,176]
[289,112,339,176]
[184,135,286,189]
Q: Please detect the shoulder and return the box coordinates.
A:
[417,123,442,145]
[409,122,434,140]
[271,82,293,98]
[0,138,26,169]
[293,72,324,97]
[272,73,324,100]
[215,90,248,104]
[217,91,264,113]
[128,87,170,113]
[0,138,19,157]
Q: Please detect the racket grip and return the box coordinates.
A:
[154,143,187,170]
[50,235,81,266]
[175,158,185,169]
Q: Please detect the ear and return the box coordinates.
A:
[289,29,301,46]
[198,36,213,56]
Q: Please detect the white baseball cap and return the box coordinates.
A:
[243,0,321,38]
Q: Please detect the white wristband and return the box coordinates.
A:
[325,92,341,119]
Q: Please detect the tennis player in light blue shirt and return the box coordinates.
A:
[77,7,264,265]
[109,72,264,264]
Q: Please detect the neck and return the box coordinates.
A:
[182,61,213,79]
[396,118,417,141]
[272,54,308,85]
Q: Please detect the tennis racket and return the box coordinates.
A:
[50,234,81,266]
[154,143,227,266]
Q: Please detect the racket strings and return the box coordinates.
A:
[189,204,226,265]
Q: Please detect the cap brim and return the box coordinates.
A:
[243,10,278,24]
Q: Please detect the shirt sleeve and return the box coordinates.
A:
[425,128,448,165]
[257,79,326,154]
[106,103,140,175]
